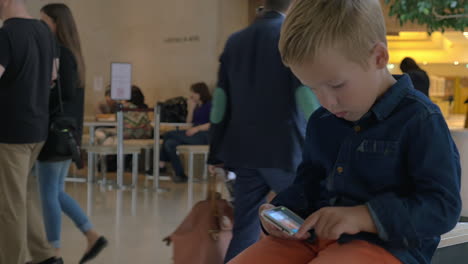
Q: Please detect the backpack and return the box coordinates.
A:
[159,97,187,123]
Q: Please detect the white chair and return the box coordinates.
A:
[83,145,141,188]
[124,139,154,172]
[450,129,468,217]
[176,145,209,207]
[433,223,468,263]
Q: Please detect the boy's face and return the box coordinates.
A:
[290,44,389,122]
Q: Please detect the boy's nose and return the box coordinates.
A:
[318,92,338,111]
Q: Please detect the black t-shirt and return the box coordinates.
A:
[0,18,55,143]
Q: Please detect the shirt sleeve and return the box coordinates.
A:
[0,30,11,69]
[208,45,231,165]
[271,114,328,218]
[367,112,461,248]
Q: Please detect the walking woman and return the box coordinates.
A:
[37,3,107,263]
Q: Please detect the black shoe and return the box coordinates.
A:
[145,167,167,176]
[35,257,63,264]
[172,174,188,183]
[79,236,108,264]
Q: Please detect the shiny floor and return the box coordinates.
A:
[57,114,466,263]
[59,174,217,264]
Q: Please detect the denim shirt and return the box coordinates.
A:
[272,75,461,264]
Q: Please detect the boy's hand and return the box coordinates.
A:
[295,205,377,240]
[259,204,303,240]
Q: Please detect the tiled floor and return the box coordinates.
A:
[59,174,218,264]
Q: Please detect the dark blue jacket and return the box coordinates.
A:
[209,11,306,172]
[272,75,461,264]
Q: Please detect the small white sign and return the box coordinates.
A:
[93,75,104,92]
[110,63,132,100]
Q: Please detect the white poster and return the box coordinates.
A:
[110,63,132,100]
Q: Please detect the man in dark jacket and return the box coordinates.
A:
[208,0,319,262]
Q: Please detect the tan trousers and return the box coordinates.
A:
[0,143,55,264]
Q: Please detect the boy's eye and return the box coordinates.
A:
[331,83,344,89]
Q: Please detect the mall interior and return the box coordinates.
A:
[2,0,468,263]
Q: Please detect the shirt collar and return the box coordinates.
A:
[261,10,285,19]
[371,74,411,121]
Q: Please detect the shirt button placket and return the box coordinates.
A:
[337,166,344,174]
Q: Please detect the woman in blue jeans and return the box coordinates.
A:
[37,4,107,264]
[159,82,212,182]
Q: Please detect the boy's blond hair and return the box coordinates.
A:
[279,0,387,68]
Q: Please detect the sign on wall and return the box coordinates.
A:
[110,62,132,101]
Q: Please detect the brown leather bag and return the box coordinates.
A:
[163,172,234,264]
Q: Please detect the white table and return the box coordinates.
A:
[83,113,192,190]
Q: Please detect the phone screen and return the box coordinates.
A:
[263,207,304,235]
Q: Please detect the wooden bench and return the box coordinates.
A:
[83,145,141,188]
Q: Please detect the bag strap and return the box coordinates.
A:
[209,171,218,216]
[53,42,64,114]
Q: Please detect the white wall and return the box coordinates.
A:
[25,0,248,116]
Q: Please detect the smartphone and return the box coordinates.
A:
[261,206,305,236]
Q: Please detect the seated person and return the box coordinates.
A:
[159,82,212,183]
[96,88,117,114]
[96,85,152,145]
[229,1,461,264]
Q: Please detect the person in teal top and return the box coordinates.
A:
[207,0,320,262]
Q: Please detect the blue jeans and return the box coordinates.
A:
[224,168,296,263]
[36,160,92,248]
[160,130,209,176]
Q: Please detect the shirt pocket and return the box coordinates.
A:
[355,139,400,191]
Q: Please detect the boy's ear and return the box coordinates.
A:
[372,42,390,70]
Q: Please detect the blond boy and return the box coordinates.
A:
[228,0,461,263]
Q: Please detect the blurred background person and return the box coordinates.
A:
[96,88,117,114]
[207,0,320,261]
[0,0,60,263]
[37,3,107,264]
[158,82,212,183]
[400,57,430,97]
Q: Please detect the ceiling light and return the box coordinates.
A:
[454,61,460,65]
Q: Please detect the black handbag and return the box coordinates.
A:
[159,96,188,123]
[39,53,84,169]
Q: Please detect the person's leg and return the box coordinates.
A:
[26,143,57,263]
[161,130,190,177]
[36,161,64,250]
[224,168,272,263]
[56,160,96,244]
[228,236,316,264]
[0,143,32,264]
[260,168,296,197]
[309,240,402,264]
[59,161,94,230]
